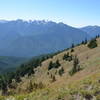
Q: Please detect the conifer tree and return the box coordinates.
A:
[59,67,64,76]
[52,75,56,82]
[88,39,97,49]
[69,55,80,75]
[71,43,74,48]
[84,38,87,44]
[55,60,61,68]
[48,61,53,70]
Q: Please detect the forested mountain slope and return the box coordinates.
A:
[0,56,28,73]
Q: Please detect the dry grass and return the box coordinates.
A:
[2,38,100,100]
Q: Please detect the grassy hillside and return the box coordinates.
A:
[0,56,28,73]
[1,37,100,100]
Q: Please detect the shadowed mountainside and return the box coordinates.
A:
[0,20,90,57]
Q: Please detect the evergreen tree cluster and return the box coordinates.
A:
[88,38,98,49]
[69,55,81,76]
[71,48,74,52]
[81,39,88,45]
[27,81,44,93]
[63,52,73,62]
[48,60,61,70]
[96,34,100,38]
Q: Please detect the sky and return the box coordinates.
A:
[0,0,100,27]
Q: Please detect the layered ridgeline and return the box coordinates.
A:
[81,25,100,38]
[0,36,100,100]
[0,20,90,57]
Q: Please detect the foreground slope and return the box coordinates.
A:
[2,38,100,100]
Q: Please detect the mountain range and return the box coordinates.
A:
[81,25,100,37]
[0,19,99,57]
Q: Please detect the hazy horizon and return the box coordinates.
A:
[0,18,99,28]
[0,0,100,27]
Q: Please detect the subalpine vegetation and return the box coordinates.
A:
[0,36,99,100]
[69,55,81,76]
[48,60,61,70]
[88,38,98,49]
[0,53,59,95]
[63,52,73,61]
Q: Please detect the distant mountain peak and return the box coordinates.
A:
[80,25,100,37]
